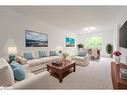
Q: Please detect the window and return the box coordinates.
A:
[86,36,102,49]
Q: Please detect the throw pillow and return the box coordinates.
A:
[78,51,86,57]
[38,50,47,58]
[50,51,57,56]
[10,61,21,69]
[10,61,26,81]
[24,52,33,60]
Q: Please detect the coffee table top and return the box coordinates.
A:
[46,60,76,70]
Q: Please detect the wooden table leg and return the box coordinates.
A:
[73,63,76,72]
[59,70,63,83]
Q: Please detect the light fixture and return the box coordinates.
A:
[82,27,96,33]
[82,28,89,31]
[89,27,96,30]
[88,31,92,33]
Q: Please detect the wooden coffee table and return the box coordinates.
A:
[46,60,76,83]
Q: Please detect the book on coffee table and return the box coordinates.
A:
[52,60,62,66]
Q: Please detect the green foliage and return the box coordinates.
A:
[106,44,113,54]
[86,36,102,48]
[77,43,84,48]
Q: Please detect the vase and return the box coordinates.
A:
[63,56,66,61]
[115,56,120,64]
[62,54,66,61]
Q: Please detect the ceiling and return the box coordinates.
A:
[5,6,125,34]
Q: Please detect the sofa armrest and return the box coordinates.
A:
[16,56,27,65]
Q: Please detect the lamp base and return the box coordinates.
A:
[9,54,16,62]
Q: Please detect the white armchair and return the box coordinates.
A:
[72,53,89,67]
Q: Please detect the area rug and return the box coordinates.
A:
[33,57,113,89]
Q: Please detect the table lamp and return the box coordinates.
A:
[8,47,17,62]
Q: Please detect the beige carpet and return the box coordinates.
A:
[34,57,113,89]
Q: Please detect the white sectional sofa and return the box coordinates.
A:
[17,50,61,72]
[0,58,53,89]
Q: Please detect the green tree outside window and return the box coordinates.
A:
[86,36,102,49]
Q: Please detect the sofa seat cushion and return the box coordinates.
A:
[11,71,50,89]
[40,56,60,62]
[22,64,34,78]
[27,56,61,68]
[50,56,61,60]
[27,59,44,67]
[40,57,53,63]
[42,56,60,61]
[72,56,85,61]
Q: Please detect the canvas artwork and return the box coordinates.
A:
[66,37,75,47]
[25,30,48,47]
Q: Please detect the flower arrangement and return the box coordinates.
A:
[62,53,69,60]
[113,51,122,56]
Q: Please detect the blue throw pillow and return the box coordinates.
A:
[78,51,86,57]
[50,51,57,56]
[38,50,47,58]
[24,52,33,60]
[10,61,26,81]
[13,67,26,81]
[10,61,21,69]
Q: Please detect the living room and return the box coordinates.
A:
[0,6,118,59]
[0,6,127,90]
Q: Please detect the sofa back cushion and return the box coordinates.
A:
[23,52,33,60]
[10,61,26,81]
[49,51,57,56]
[38,50,47,58]
[78,51,86,57]
[0,58,15,86]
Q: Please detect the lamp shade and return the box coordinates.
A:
[8,47,17,54]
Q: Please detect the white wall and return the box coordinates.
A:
[0,8,77,59]
[77,30,113,56]
[113,7,127,63]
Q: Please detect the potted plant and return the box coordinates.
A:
[113,51,122,64]
[106,44,113,58]
[77,43,84,51]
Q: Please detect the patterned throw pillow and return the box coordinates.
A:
[23,52,33,60]
[38,50,47,58]
[50,51,57,56]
